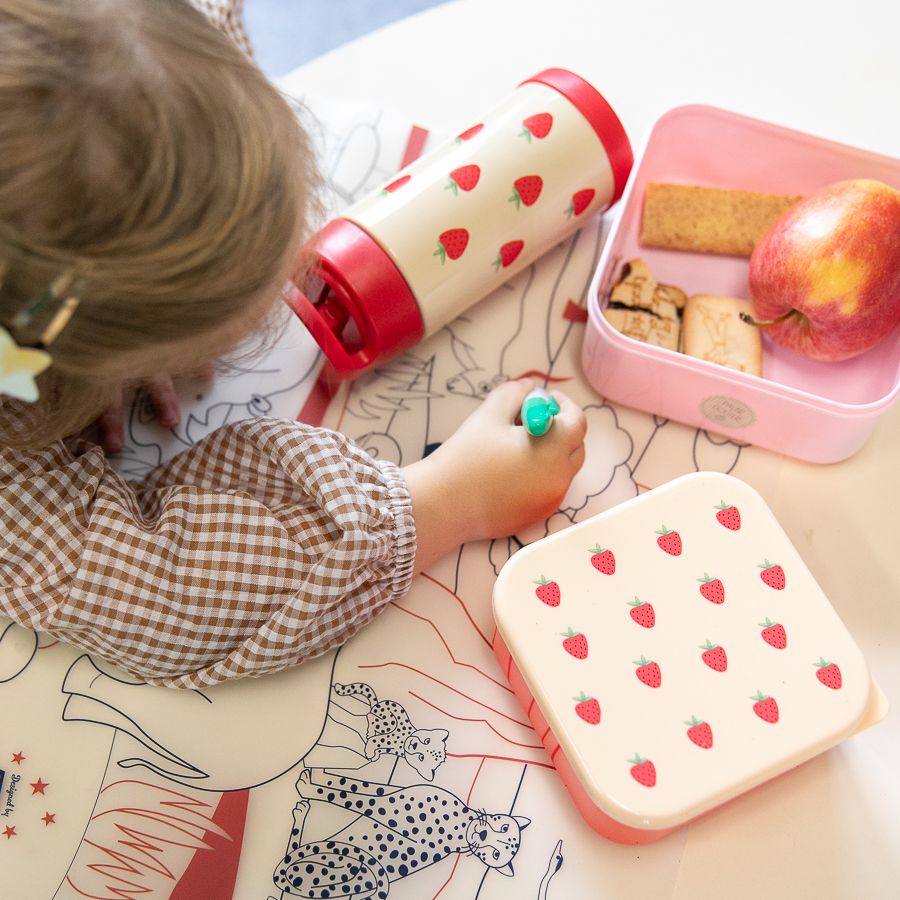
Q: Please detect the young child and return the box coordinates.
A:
[0,0,587,689]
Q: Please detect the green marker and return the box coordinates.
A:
[521,388,560,437]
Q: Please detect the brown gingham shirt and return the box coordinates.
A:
[0,419,416,688]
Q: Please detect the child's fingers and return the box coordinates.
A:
[97,391,125,454]
[146,377,181,429]
[481,378,536,420]
[548,391,587,448]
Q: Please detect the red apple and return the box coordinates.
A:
[746,179,900,361]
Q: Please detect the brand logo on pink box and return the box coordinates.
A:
[700,395,755,429]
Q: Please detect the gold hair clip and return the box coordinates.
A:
[0,269,80,402]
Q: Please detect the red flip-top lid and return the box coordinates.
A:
[286,218,423,378]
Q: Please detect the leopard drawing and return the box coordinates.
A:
[272,767,530,899]
[331,681,448,781]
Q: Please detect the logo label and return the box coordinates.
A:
[700,395,756,429]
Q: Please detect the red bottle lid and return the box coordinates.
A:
[286,218,423,378]
[521,68,634,205]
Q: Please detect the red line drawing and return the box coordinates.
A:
[419,573,493,648]
[409,691,542,750]
[389,601,512,691]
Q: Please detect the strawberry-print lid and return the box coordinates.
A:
[492,472,878,832]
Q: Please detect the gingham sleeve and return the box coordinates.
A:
[0,419,416,688]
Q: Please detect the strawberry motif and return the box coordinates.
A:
[685,716,713,749]
[698,574,725,604]
[588,545,615,575]
[446,164,481,195]
[520,113,553,141]
[456,123,484,142]
[534,576,560,607]
[628,754,656,787]
[758,559,786,590]
[634,656,661,688]
[509,175,543,209]
[574,692,601,724]
[565,188,596,218]
[381,174,411,194]
[751,692,779,723]
[759,618,787,649]
[699,640,727,672]
[561,628,588,659]
[492,240,524,271]
[814,658,842,689]
[655,526,682,556]
[715,501,741,530]
[628,597,655,628]
[434,228,469,263]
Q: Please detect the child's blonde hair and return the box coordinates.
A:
[0,0,319,447]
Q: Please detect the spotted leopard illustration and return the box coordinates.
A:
[272,768,530,898]
[332,682,449,781]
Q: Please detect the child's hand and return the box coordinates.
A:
[93,364,216,453]
[403,379,587,573]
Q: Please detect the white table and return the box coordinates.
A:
[278,2,900,898]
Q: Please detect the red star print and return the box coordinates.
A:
[42,812,56,826]
[30,778,49,795]
[10,751,25,765]
[2,825,15,839]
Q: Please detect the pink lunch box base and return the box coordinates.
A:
[583,105,900,463]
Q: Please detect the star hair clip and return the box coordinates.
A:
[0,267,80,402]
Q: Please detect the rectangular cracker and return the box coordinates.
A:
[603,307,681,351]
[682,294,762,375]
[640,183,802,257]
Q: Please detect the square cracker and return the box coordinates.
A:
[682,294,762,375]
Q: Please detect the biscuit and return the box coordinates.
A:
[603,307,681,351]
[640,183,802,257]
[682,294,762,375]
[609,258,685,321]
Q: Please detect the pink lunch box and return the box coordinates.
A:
[582,105,900,463]
[492,472,886,844]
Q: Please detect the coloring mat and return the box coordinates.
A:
[0,90,789,900]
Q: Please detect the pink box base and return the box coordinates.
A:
[583,105,900,463]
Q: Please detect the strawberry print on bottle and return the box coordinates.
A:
[628,754,656,787]
[520,112,553,141]
[434,228,469,264]
[561,628,588,659]
[699,640,727,671]
[814,658,842,689]
[758,559,786,590]
[381,174,411,195]
[751,692,779,723]
[492,240,524,271]
[455,123,483,142]
[509,175,543,210]
[759,618,787,649]
[574,692,601,724]
[634,656,661,688]
[628,597,655,628]
[698,573,725,604]
[655,526,682,556]
[534,576,560,607]
[685,716,713,749]
[445,165,481,195]
[588,545,615,575]
[565,188,595,218]
[715,501,741,530]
